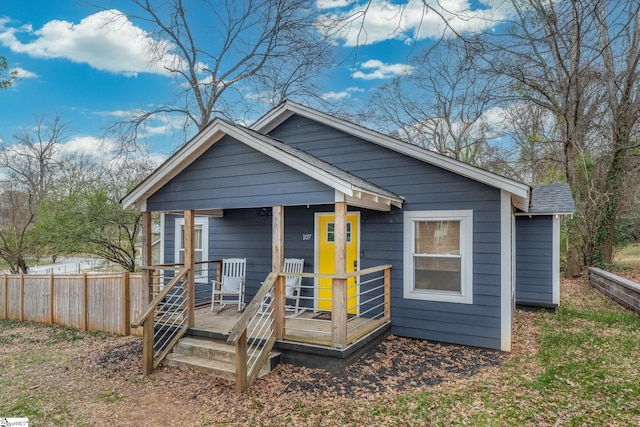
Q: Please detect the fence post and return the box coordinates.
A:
[142,315,154,375]
[19,274,25,322]
[122,272,131,336]
[274,275,285,340]
[49,273,55,325]
[235,329,248,393]
[2,274,7,319]
[83,272,89,331]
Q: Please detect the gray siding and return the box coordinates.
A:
[148,135,335,212]
[269,115,504,349]
[515,215,554,306]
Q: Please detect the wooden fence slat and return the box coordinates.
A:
[2,274,7,319]
[49,273,55,325]
[19,274,24,322]
[83,273,88,331]
[0,272,150,337]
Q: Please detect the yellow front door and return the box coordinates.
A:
[316,213,359,314]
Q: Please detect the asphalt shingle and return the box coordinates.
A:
[529,183,576,214]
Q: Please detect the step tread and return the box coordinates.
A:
[177,336,235,352]
[164,352,274,380]
[165,353,236,381]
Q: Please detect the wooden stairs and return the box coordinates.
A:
[164,336,280,382]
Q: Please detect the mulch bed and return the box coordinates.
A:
[92,333,508,398]
[259,335,508,397]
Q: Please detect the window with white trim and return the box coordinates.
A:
[403,210,473,304]
[175,216,209,280]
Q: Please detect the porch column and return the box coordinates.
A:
[184,210,195,327]
[332,201,348,349]
[272,205,285,340]
[141,210,153,375]
[141,211,152,303]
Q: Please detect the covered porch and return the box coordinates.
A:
[132,202,394,391]
[123,117,404,391]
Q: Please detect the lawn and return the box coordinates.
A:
[1,274,639,426]
[616,243,640,268]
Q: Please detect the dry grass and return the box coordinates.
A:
[615,243,640,268]
[1,272,639,426]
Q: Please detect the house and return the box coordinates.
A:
[123,101,574,380]
[516,183,575,307]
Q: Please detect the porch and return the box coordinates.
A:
[190,298,391,370]
[132,219,392,392]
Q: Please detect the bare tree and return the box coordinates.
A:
[108,0,332,152]
[478,0,640,264]
[0,114,68,272]
[367,38,513,174]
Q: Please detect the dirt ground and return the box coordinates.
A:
[2,316,509,426]
[2,270,637,426]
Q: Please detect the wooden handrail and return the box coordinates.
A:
[131,268,188,328]
[140,260,222,270]
[227,271,278,345]
[281,264,392,281]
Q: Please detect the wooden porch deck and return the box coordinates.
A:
[190,305,391,370]
[192,305,380,346]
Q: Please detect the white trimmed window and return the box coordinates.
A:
[403,210,473,304]
[175,216,209,280]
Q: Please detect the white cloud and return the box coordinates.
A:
[317,0,353,9]
[321,86,364,101]
[58,135,112,157]
[12,66,38,79]
[352,59,414,80]
[319,0,512,46]
[0,10,176,76]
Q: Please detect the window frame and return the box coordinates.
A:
[403,210,473,304]
[175,216,209,281]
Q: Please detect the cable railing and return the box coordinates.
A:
[346,268,389,342]
[279,265,392,348]
[148,260,222,306]
[131,268,190,374]
[227,272,279,392]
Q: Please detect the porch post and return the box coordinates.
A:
[272,205,285,340]
[141,211,152,303]
[184,210,195,327]
[332,201,348,349]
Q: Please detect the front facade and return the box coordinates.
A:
[125,101,574,353]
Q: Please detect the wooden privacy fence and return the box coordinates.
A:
[0,272,148,336]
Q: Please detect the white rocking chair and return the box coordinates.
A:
[211,258,246,311]
[283,258,304,315]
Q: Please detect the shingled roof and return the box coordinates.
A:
[528,183,576,215]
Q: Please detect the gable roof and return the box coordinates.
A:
[525,183,576,215]
[122,118,404,212]
[252,101,531,211]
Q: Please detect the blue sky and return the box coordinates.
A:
[0,0,509,160]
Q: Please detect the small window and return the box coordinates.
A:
[326,222,352,243]
[175,217,209,280]
[404,210,473,304]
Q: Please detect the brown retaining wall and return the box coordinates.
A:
[588,267,640,315]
